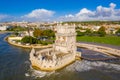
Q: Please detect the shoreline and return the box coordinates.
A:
[6,36,120,51]
[4,34,120,49]
[0,31,13,34]
[5,36,52,49]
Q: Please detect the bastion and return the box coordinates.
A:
[30,24,81,71]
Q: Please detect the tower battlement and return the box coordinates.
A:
[55,23,76,34]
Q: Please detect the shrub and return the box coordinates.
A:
[116,28,120,36]
[41,41,48,45]
[97,26,106,37]
[21,36,37,44]
[76,31,85,36]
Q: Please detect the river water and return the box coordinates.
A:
[0,33,120,80]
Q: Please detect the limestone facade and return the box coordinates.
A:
[30,24,81,71]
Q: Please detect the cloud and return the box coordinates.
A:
[0,14,9,20]
[59,3,120,21]
[110,3,116,9]
[0,3,120,22]
[0,14,16,22]
[76,8,95,17]
[22,9,55,21]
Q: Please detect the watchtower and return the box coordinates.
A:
[54,24,77,54]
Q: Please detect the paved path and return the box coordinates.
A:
[77,43,120,57]
[77,41,120,50]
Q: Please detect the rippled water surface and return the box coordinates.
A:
[0,33,120,80]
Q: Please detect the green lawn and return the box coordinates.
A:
[77,36,120,46]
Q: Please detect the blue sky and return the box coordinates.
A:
[0,0,120,22]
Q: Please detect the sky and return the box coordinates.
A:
[0,0,120,22]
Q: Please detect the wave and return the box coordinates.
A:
[66,60,120,72]
[25,66,55,78]
[25,60,120,78]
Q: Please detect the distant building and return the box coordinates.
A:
[19,31,34,37]
[92,26,101,31]
[38,25,53,30]
[0,25,9,31]
[24,31,34,36]
[106,27,117,34]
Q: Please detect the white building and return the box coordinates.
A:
[92,26,101,31]
[0,25,9,31]
[24,31,34,36]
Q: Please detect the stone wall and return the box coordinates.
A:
[30,48,76,71]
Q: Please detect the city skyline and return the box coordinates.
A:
[0,0,120,22]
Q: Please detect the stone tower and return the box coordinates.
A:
[54,24,77,54]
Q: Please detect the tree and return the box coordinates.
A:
[76,31,85,36]
[13,31,19,36]
[43,30,50,36]
[43,29,55,37]
[116,28,120,36]
[97,26,106,37]
[33,29,43,38]
[85,29,92,36]
[21,36,37,44]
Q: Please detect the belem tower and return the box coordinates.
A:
[30,24,81,71]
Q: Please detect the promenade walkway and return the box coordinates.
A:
[7,39,52,49]
[77,43,120,57]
